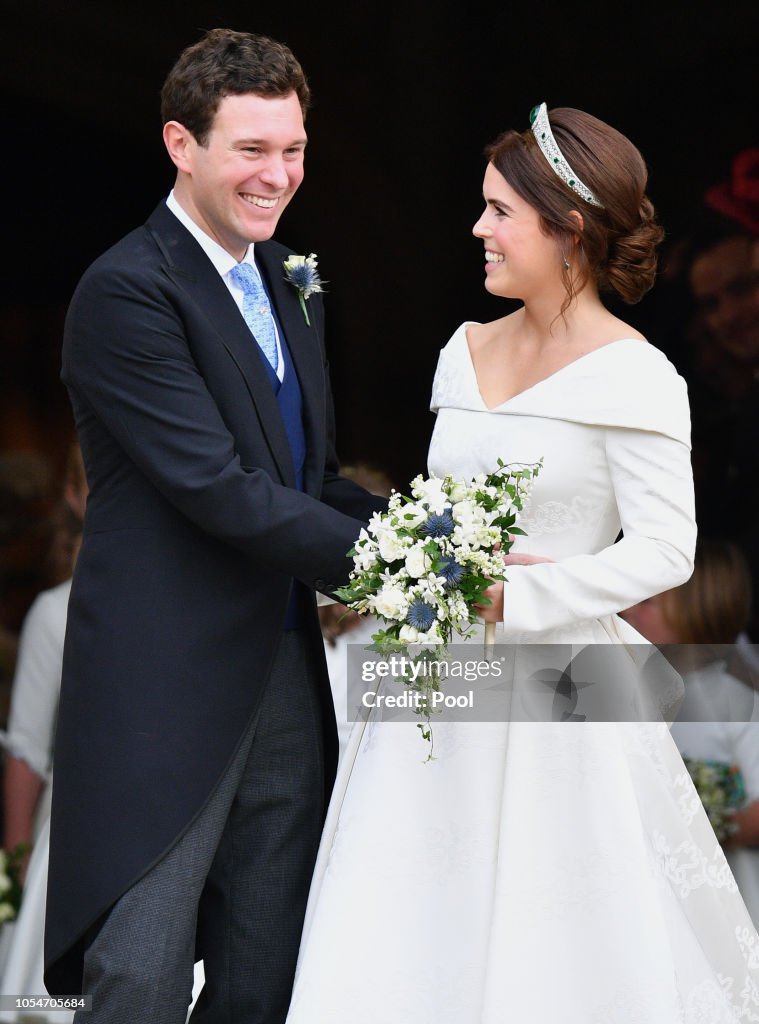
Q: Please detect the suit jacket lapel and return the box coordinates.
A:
[256,242,325,496]
[146,204,296,487]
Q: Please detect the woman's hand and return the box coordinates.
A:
[502,552,555,567]
[476,552,555,622]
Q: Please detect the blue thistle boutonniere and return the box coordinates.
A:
[283,253,325,326]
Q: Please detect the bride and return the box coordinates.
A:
[286,104,759,1022]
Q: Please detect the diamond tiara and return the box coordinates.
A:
[529,102,602,208]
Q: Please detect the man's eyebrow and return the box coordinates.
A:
[235,137,308,147]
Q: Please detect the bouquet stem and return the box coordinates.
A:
[484,621,496,662]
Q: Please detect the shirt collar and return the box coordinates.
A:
[165,191,255,277]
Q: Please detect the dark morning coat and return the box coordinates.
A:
[44,201,384,994]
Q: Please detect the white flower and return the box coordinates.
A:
[282,253,324,326]
[416,624,445,645]
[398,502,428,529]
[404,546,431,579]
[410,475,449,514]
[0,872,11,896]
[452,499,487,524]
[377,530,407,563]
[373,585,409,620]
[355,549,379,572]
[399,624,420,644]
[448,480,470,503]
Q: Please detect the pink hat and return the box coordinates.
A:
[705,147,759,236]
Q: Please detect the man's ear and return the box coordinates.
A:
[163,121,194,173]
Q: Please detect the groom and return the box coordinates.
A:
[45,28,385,1023]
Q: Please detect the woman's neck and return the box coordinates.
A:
[518,283,611,349]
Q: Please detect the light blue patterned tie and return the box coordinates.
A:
[229,262,279,372]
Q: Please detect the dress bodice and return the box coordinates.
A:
[428,323,696,637]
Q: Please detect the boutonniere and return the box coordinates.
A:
[283,253,325,327]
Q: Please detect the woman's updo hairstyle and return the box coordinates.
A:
[486,107,664,308]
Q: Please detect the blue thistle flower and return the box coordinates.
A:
[421,511,455,538]
[438,558,465,588]
[406,599,436,632]
[287,262,316,290]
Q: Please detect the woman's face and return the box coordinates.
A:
[689,236,759,365]
[472,162,563,301]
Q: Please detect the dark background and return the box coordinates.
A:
[0,0,756,487]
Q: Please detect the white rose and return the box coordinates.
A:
[451,499,477,522]
[377,530,406,563]
[373,585,408,620]
[405,546,431,579]
[448,481,469,503]
[399,624,420,644]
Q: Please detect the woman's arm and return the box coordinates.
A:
[496,426,696,635]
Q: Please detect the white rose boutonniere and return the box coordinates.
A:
[283,253,325,326]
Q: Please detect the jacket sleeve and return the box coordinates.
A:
[63,263,368,591]
[500,425,697,636]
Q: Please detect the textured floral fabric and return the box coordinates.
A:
[286,325,759,1023]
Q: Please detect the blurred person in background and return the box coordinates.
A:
[680,148,759,645]
[0,454,57,710]
[622,540,759,926]
[0,442,86,1022]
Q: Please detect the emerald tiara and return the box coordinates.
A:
[529,102,602,208]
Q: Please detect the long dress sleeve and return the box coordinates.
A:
[501,424,696,636]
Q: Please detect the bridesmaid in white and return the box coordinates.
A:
[287,104,759,1022]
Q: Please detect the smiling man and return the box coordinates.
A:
[44,28,385,1024]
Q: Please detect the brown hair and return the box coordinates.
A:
[160,28,310,146]
[486,107,664,312]
[660,540,752,644]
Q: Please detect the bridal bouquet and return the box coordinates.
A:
[336,459,542,753]
[0,843,29,924]
[683,757,746,844]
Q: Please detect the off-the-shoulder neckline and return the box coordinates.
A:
[455,322,654,412]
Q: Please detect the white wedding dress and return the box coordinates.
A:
[286,325,759,1023]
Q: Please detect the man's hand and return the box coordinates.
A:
[318,603,362,646]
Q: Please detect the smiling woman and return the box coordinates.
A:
[285,102,759,1024]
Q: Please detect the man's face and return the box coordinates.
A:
[170,91,306,259]
[689,236,759,364]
